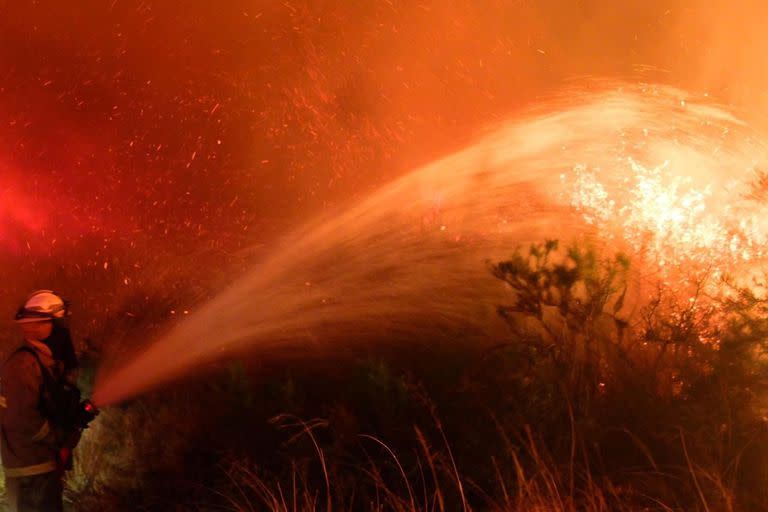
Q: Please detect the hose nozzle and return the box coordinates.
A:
[79,399,100,429]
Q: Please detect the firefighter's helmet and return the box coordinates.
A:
[14,290,70,323]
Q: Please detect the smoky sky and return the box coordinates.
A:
[0,0,765,346]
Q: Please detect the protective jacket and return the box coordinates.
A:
[0,341,60,477]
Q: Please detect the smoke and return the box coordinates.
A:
[1,1,768,395]
[1,0,766,232]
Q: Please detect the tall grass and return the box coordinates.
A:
[221,418,676,512]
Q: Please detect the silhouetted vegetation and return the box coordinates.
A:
[63,241,768,511]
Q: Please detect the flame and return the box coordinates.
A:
[565,157,768,279]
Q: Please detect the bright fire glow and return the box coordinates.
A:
[566,157,768,279]
[0,185,47,251]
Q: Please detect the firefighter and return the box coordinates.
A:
[0,290,78,512]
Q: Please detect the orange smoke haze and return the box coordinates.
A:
[1,1,768,394]
[1,1,767,223]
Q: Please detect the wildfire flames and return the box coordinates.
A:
[566,149,768,282]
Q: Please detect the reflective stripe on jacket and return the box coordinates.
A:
[0,341,59,476]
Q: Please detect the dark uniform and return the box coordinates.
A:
[1,340,63,512]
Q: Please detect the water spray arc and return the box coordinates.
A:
[92,84,768,407]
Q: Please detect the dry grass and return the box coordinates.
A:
[219,419,675,512]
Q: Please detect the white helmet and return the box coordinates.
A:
[15,290,69,324]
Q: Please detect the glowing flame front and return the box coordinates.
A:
[566,157,768,278]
